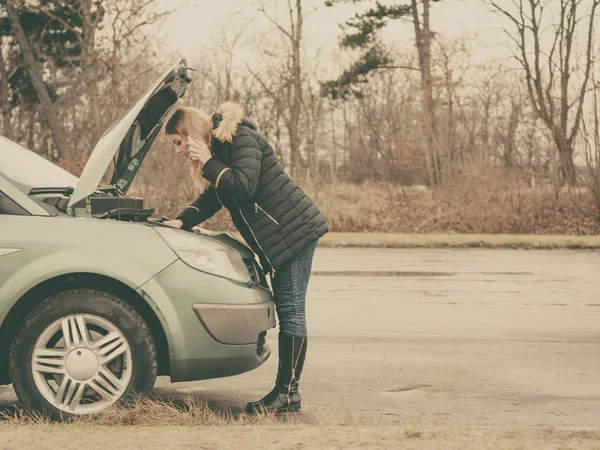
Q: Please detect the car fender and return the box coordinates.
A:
[0,248,178,325]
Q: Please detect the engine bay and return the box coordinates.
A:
[29,187,154,222]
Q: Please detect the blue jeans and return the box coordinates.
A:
[271,240,318,337]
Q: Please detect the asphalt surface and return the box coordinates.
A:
[2,248,599,426]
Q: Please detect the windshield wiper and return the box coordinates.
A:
[29,187,74,196]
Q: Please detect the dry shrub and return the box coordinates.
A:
[431,165,599,234]
[297,167,599,235]
[302,181,405,232]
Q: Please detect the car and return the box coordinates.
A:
[0,60,276,419]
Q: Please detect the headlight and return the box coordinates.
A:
[155,227,250,283]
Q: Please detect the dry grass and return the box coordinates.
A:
[0,396,379,428]
[0,394,297,427]
[0,408,53,426]
[301,178,600,235]
[2,397,600,449]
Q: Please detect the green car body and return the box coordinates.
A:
[0,212,275,384]
[0,60,275,416]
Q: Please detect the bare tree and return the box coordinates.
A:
[0,49,12,138]
[257,0,307,178]
[208,28,246,104]
[105,0,177,88]
[499,99,522,169]
[581,64,600,216]
[489,0,600,186]
[33,0,174,144]
[302,80,324,182]
[25,1,105,144]
[5,0,70,158]
[412,0,440,186]
[433,37,471,184]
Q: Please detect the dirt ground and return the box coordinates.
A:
[1,248,599,447]
[1,424,600,450]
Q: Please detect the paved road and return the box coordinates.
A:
[2,248,599,426]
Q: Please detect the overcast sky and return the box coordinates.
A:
[154,0,600,91]
[158,0,514,68]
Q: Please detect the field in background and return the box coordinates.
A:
[53,139,600,237]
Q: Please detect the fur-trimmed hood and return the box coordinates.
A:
[212,101,257,143]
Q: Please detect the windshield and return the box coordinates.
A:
[0,136,79,193]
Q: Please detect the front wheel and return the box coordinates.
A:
[9,289,157,419]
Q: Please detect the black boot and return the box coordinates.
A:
[245,333,307,414]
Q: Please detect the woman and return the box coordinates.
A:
[163,102,328,413]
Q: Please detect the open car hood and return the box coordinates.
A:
[68,59,192,208]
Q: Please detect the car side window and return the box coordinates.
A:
[0,191,30,216]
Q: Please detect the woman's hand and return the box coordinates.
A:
[188,136,212,165]
[163,219,183,229]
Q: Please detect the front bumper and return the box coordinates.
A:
[193,302,275,345]
[137,259,276,382]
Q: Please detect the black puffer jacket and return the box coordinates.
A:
[176,102,328,273]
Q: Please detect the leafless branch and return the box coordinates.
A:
[258,6,293,41]
[29,4,85,48]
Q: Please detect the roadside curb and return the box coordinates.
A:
[316,233,600,249]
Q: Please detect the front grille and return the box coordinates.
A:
[244,258,260,285]
[244,258,269,288]
[254,260,269,287]
[257,331,267,357]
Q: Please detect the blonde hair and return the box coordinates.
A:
[165,107,213,193]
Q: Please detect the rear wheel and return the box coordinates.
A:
[9,289,157,419]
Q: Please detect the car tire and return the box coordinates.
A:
[9,289,157,420]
